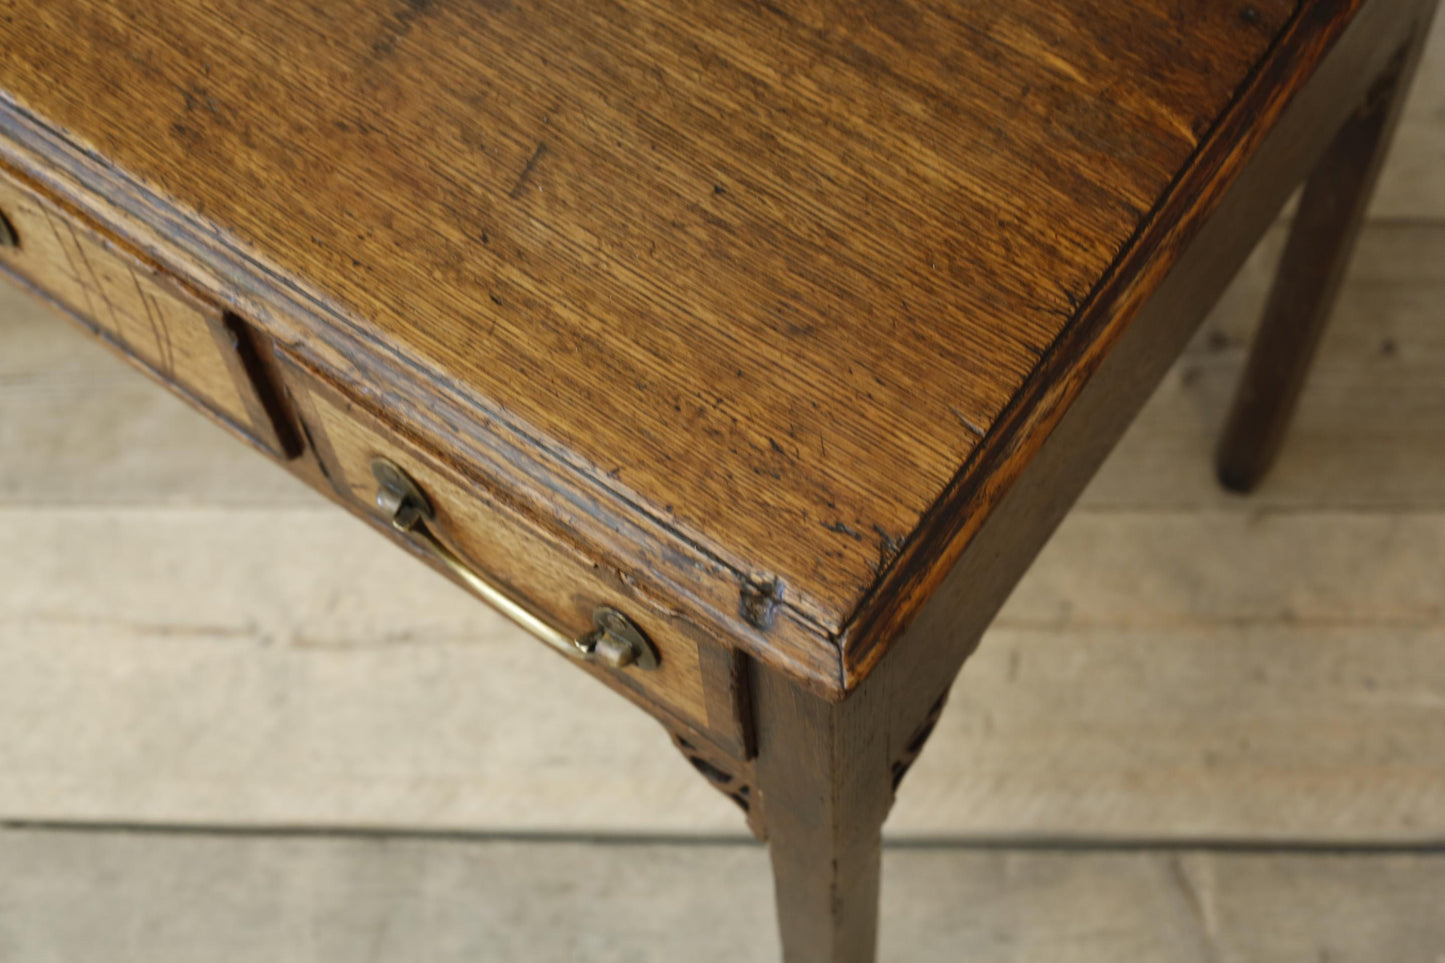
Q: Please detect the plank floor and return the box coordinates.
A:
[5,828,1445,963]
[1,15,1443,960]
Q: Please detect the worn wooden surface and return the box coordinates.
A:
[0,0,1324,692]
[839,0,1432,687]
[0,3,1442,959]
[8,220,1444,514]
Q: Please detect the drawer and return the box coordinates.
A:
[0,165,295,458]
[280,351,749,756]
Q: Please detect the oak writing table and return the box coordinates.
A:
[0,0,1436,958]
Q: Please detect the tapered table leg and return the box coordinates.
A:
[753,664,895,963]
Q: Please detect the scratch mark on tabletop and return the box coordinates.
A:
[946,405,986,438]
[510,141,548,199]
[872,524,904,569]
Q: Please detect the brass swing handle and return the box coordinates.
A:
[369,456,659,671]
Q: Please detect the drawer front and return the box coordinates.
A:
[282,353,748,754]
[0,165,292,457]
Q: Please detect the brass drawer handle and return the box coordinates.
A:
[370,456,659,670]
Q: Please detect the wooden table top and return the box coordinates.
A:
[0,0,1308,691]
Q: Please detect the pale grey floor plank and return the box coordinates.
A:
[1370,10,1445,219]
[0,508,740,833]
[1082,221,1445,511]
[7,508,1443,647]
[897,624,1445,842]
[3,507,1445,839]
[3,829,1444,963]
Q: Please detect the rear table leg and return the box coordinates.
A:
[1216,29,1432,492]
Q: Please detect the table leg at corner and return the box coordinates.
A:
[752,662,895,963]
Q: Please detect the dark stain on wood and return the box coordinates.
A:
[372,0,439,59]
[509,141,549,201]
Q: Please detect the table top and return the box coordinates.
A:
[0,0,1306,691]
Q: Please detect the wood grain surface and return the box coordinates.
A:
[838,0,1432,685]
[0,0,1313,691]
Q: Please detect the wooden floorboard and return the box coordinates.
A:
[1084,221,1445,511]
[3,507,1444,839]
[4,827,1445,963]
[1370,8,1445,219]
